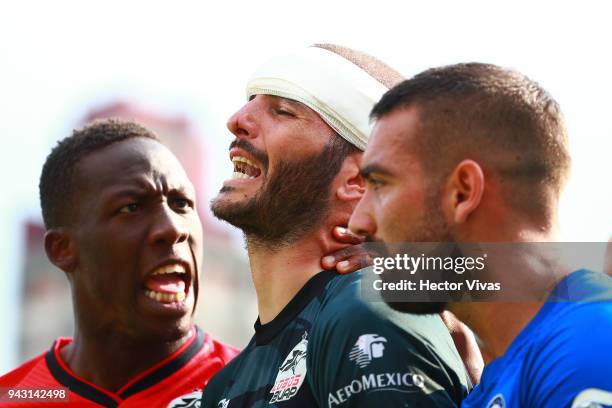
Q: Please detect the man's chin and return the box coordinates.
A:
[210,198,250,228]
[218,176,263,196]
[211,192,244,218]
[211,186,244,207]
[213,183,254,203]
[135,314,194,344]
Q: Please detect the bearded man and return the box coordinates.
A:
[201,44,471,407]
[349,62,612,408]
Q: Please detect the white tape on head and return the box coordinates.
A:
[246,47,389,151]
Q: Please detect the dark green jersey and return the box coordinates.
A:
[202,270,469,407]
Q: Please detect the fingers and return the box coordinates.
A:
[332,226,364,245]
[336,253,373,274]
[320,225,370,273]
[439,311,484,385]
[321,244,373,274]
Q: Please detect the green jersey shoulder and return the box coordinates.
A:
[202,270,469,407]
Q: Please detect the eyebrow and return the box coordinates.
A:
[360,163,393,179]
[277,96,307,111]
[104,187,149,200]
[167,185,194,196]
[105,184,193,201]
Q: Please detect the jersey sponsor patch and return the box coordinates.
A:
[217,398,230,408]
[348,334,387,368]
[328,371,426,406]
[269,331,308,404]
[167,389,202,408]
[572,388,612,408]
[486,394,505,408]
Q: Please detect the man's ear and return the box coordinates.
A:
[44,229,77,274]
[336,153,365,202]
[442,159,485,224]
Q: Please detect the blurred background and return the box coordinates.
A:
[1,0,611,374]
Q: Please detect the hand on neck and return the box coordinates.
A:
[247,221,345,325]
[245,155,362,324]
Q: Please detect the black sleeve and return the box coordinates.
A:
[200,371,228,408]
[308,302,461,407]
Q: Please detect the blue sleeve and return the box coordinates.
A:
[307,300,463,407]
[522,304,612,408]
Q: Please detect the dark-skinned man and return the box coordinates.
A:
[0,118,374,407]
[0,120,240,407]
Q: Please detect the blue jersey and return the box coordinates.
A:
[463,269,612,408]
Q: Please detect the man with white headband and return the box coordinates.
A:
[202,44,471,407]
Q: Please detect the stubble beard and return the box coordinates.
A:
[384,187,455,315]
[211,140,342,250]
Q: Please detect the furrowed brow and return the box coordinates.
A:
[360,163,392,179]
[106,187,149,200]
[167,185,195,197]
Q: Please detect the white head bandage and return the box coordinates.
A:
[246,47,389,151]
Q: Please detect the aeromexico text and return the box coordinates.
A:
[372,254,501,292]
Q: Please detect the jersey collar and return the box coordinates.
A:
[254,270,336,345]
[45,325,205,406]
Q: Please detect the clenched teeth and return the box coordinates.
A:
[151,264,186,275]
[233,171,257,180]
[232,156,257,167]
[144,290,186,303]
[232,156,261,178]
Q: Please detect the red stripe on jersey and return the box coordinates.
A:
[0,326,240,407]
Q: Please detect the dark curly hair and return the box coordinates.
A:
[39,118,159,229]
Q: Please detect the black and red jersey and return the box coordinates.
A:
[0,326,239,407]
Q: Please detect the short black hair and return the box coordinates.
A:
[39,118,160,229]
[370,63,570,221]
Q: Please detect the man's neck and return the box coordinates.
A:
[462,301,544,358]
[59,327,193,392]
[247,229,332,324]
[454,227,572,358]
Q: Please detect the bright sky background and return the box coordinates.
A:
[1,0,611,371]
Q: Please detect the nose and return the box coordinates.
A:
[149,204,189,246]
[348,196,377,239]
[227,99,259,140]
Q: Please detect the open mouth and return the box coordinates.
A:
[143,263,190,304]
[232,156,262,180]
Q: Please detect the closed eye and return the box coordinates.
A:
[273,108,295,117]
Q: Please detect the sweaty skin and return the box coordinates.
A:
[49,138,202,391]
